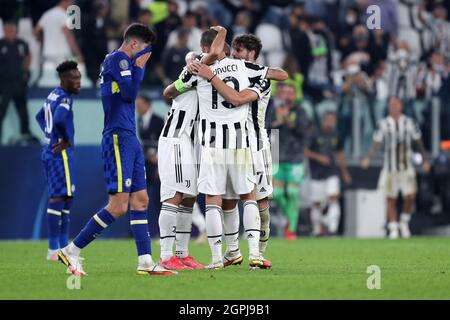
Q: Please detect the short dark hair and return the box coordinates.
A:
[232,34,262,59]
[123,23,156,44]
[4,19,18,26]
[138,94,152,105]
[200,29,218,48]
[56,60,78,75]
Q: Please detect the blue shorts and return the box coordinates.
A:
[42,148,75,198]
[101,131,146,194]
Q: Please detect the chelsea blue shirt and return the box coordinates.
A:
[35,87,74,155]
[99,50,145,136]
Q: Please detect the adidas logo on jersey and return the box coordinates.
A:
[214,239,222,245]
[260,187,267,193]
[247,233,254,239]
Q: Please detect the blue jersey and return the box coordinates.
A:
[99,50,145,135]
[36,87,75,155]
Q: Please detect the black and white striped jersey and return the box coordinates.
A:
[373,114,422,172]
[247,78,272,152]
[176,57,268,149]
[160,69,199,140]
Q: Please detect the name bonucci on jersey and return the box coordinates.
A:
[177,57,268,149]
[373,114,422,173]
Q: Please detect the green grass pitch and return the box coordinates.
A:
[1,237,450,299]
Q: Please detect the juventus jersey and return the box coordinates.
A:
[177,57,268,149]
[247,78,272,151]
[161,88,199,140]
[373,114,422,173]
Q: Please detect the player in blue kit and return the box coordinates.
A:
[58,23,175,276]
[35,61,81,262]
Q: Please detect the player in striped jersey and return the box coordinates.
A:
[171,29,287,269]
[157,27,227,270]
[362,97,430,239]
[191,34,287,269]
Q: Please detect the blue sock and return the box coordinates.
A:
[47,201,65,250]
[130,210,151,256]
[60,199,72,248]
[73,209,115,249]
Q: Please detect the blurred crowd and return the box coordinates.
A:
[1,0,450,147]
[1,0,450,236]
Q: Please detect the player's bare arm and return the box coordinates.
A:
[304,147,332,166]
[163,82,182,99]
[414,139,431,173]
[362,142,381,169]
[336,151,352,184]
[200,26,227,65]
[266,67,289,81]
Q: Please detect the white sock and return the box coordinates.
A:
[175,205,193,258]
[138,254,153,266]
[259,206,270,255]
[388,221,399,231]
[192,202,206,234]
[206,205,223,263]
[67,242,81,256]
[311,206,322,235]
[243,201,260,259]
[327,201,341,234]
[400,213,411,224]
[159,202,178,261]
[223,206,240,253]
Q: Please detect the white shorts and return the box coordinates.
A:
[158,134,198,202]
[198,147,256,196]
[378,168,417,198]
[310,175,340,204]
[223,148,273,201]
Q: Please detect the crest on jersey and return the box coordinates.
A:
[125,178,132,188]
[119,59,129,70]
[61,98,70,105]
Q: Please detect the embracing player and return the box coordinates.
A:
[168,28,286,269]
[156,26,227,270]
[36,61,81,261]
[192,34,287,269]
[58,23,175,276]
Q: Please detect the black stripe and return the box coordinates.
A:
[210,122,216,147]
[207,234,222,238]
[162,206,178,212]
[162,112,174,137]
[174,110,186,137]
[160,235,176,239]
[235,122,242,149]
[222,124,228,148]
[244,62,265,71]
[245,229,261,232]
[201,119,206,146]
[259,239,269,242]
[387,121,392,172]
[395,121,400,171]
[248,76,261,84]
[251,99,261,151]
[173,145,179,183]
[224,231,239,236]
[177,144,183,182]
[175,231,192,234]
[403,117,408,171]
